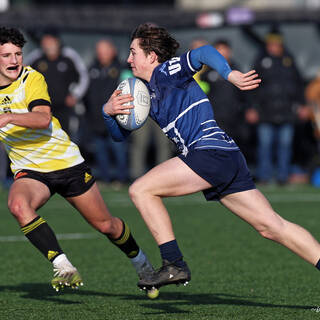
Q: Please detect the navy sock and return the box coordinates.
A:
[315,259,320,270]
[159,239,185,267]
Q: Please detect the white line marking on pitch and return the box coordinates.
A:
[0,233,98,242]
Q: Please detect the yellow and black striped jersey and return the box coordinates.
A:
[0,66,84,174]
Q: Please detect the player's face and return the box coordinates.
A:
[127,39,153,81]
[0,42,23,86]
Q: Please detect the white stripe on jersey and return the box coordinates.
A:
[188,131,231,148]
[195,145,239,150]
[202,126,220,131]
[201,119,216,125]
[162,98,210,155]
[162,98,209,133]
[202,137,236,143]
[173,127,188,156]
[186,51,196,72]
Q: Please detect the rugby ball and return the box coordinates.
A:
[115,77,150,131]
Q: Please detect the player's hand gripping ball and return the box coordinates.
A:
[115,77,150,131]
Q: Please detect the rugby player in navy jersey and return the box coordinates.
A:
[103,23,320,291]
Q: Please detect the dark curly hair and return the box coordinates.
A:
[0,26,26,48]
[131,23,179,63]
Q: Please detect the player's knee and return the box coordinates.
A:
[258,227,275,240]
[8,197,27,220]
[99,221,113,235]
[129,178,156,205]
[257,221,284,242]
[94,218,114,234]
[128,180,144,203]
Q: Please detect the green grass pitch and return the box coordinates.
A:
[0,184,320,320]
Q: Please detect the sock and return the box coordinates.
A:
[21,216,64,262]
[107,220,139,258]
[315,259,320,270]
[130,249,152,275]
[130,249,144,264]
[159,239,185,267]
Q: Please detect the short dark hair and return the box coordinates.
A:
[0,26,26,48]
[213,39,231,48]
[131,23,179,63]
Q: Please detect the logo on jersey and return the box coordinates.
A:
[0,96,11,105]
[159,64,167,76]
[84,172,93,183]
[0,96,12,113]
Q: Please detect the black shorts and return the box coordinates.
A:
[178,149,256,201]
[14,162,96,198]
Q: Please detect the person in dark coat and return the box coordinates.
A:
[248,32,304,184]
[84,39,129,184]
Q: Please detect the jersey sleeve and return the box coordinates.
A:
[190,45,232,80]
[155,46,232,87]
[102,106,131,141]
[25,70,52,111]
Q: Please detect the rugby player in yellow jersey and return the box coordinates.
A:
[0,26,154,292]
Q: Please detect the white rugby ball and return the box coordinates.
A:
[115,77,150,131]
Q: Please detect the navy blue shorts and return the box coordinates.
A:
[178,149,256,201]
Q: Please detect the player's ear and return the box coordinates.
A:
[149,51,158,64]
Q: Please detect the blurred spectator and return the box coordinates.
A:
[25,31,89,141]
[248,31,305,185]
[189,37,208,50]
[84,39,129,185]
[198,39,253,161]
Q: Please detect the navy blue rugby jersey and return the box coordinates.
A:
[146,51,239,156]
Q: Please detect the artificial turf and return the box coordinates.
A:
[0,184,319,320]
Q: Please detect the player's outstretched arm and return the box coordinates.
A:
[227,70,261,91]
[190,45,261,91]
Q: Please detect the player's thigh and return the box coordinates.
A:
[220,188,283,230]
[8,178,51,211]
[66,182,112,223]
[132,156,212,197]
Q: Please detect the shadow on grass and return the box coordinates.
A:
[0,283,112,304]
[128,291,316,315]
[0,283,316,314]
